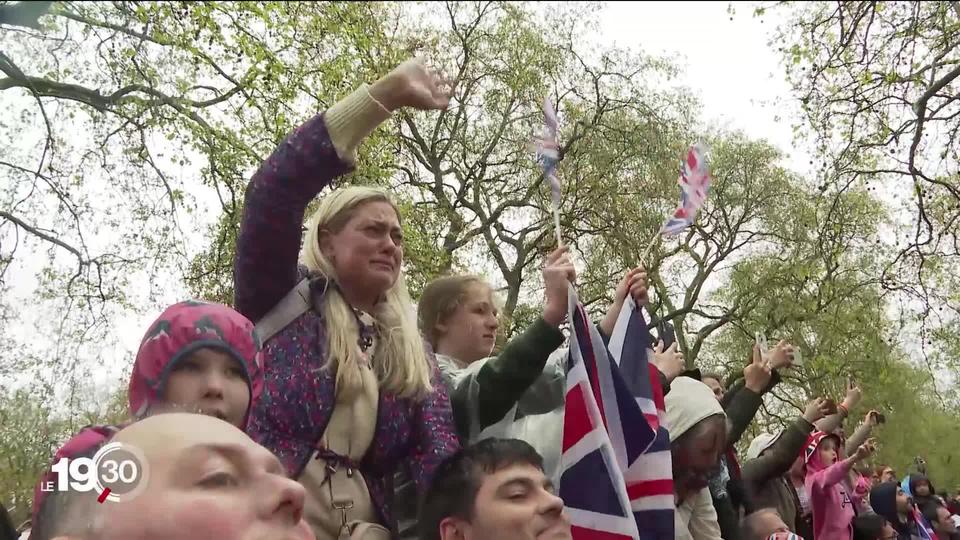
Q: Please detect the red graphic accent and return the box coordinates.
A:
[97,488,111,503]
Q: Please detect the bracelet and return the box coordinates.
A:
[837,403,849,417]
[366,87,393,114]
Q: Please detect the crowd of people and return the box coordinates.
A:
[3,57,957,540]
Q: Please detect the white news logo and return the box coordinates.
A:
[42,442,150,503]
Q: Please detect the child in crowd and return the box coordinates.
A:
[127,300,264,428]
[805,431,876,539]
[29,300,264,539]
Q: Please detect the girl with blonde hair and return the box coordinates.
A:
[234,58,459,540]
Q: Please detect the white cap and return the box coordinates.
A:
[746,431,783,460]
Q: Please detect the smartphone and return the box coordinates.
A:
[822,398,838,415]
[755,332,769,360]
[874,411,886,424]
[790,347,804,366]
[658,321,676,350]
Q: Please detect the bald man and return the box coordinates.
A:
[48,412,313,540]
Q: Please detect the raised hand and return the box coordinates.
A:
[613,267,649,307]
[600,266,647,336]
[744,344,773,392]
[369,57,455,112]
[854,438,877,461]
[651,340,684,382]
[843,378,863,410]
[803,397,832,423]
[768,339,795,371]
[865,410,883,427]
[541,246,576,327]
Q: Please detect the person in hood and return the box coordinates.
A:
[903,474,938,510]
[699,341,798,540]
[666,376,728,539]
[804,430,876,539]
[28,427,114,540]
[129,300,265,429]
[870,480,920,538]
[29,300,264,540]
[741,397,835,535]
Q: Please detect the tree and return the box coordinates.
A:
[3,0,959,516]
[767,1,960,368]
[0,1,396,383]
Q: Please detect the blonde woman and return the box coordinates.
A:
[234,58,459,539]
[417,264,681,482]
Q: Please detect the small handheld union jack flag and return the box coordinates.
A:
[660,143,712,237]
[534,98,561,202]
[639,143,712,264]
[532,97,564,245]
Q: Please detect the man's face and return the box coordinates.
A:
[90,413,313,540]
[895,487,912,514]
[935,506,957,534]
[881,468,897,483]
[444,463,571,540]
[672,415,727,493]
[702,377,724,401]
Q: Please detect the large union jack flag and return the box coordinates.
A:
[559,284,674,540]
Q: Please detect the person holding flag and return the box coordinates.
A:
[420,257,675,485]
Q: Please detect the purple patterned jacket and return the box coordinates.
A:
[234,112,460,530]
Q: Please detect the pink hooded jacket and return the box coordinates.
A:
[804,431,862,540]
[128,300,264,428]
[31,301,263,532]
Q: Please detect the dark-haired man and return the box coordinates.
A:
[419,438,571,540]
[921,502,958,540]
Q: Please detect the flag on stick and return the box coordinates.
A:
[533,97,563,246]
[640,143,713,263]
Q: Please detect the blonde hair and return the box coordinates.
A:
[302,186,433,400]
[417,275,491,347]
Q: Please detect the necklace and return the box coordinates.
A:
[350,307,376,354]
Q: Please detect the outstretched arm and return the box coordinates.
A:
[742,398,830,486]
[234,58,453,322]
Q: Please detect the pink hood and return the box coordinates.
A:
[31,425,119,529]
[804,431,858,540]
[128,300,264,428]
[804,430,841,472]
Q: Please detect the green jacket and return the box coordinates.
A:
[708,372,783,540]
[741,415,817,531]
[437,316,566,437]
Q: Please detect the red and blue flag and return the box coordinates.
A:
[559,285,674,540]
